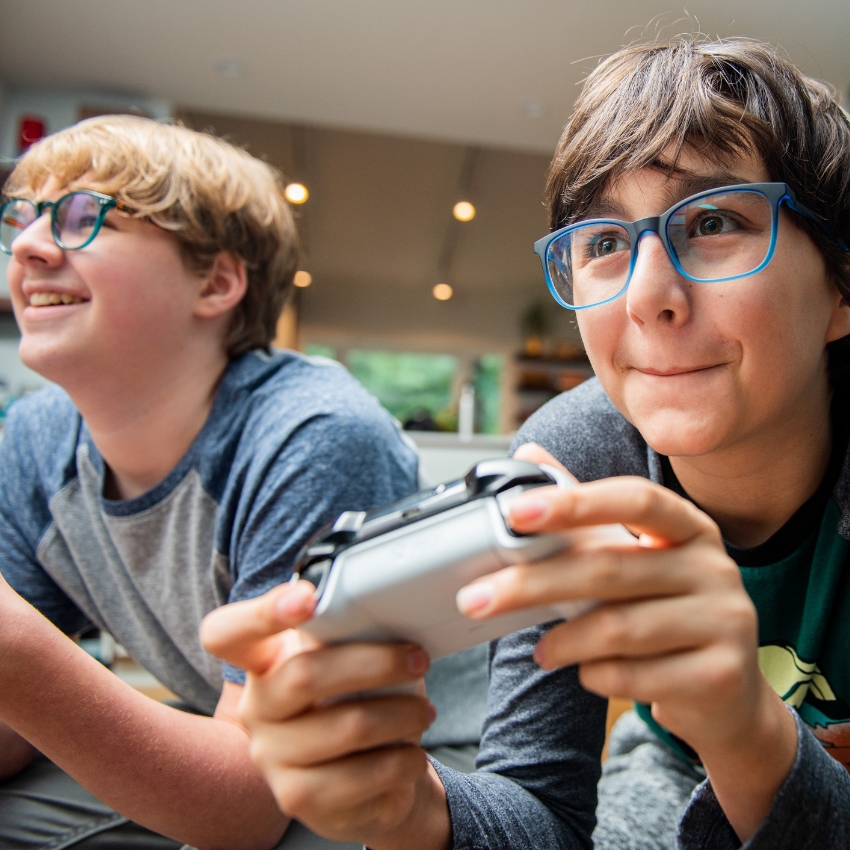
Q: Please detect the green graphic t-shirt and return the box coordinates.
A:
[636,428,850,773]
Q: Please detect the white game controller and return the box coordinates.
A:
[293,459,635,661]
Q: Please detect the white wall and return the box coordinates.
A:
[0,85,172,161]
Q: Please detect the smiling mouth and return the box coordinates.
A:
[28,292,87,307]
[633,362,723,377]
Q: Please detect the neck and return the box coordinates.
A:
[66,347,229,501]
[669,389,835,548]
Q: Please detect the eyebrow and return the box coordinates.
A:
[584,170,756,222]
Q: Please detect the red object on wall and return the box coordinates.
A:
[19,116,46,153]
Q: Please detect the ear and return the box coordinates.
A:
[825,292,850,344]
[193,252,247,320]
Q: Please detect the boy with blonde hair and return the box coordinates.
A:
[0,115,418,849]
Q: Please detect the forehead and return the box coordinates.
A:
[593,147,771,219]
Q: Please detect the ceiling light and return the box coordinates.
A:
[213,58,245,78]
[453,201,475,222]
[285,183,309,204]
[293,270,312,288]
[433,283,453,301]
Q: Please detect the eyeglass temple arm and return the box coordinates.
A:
[785,196,849,251]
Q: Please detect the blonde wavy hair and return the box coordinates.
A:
[5,115,300,357]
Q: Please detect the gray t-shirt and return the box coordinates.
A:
[0,349,419,715]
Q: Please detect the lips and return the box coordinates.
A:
[634,365,718,376]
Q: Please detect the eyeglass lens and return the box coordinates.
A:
[0,192,105,252]
[547,189,775,308]
[54,193,104,249]
[0,200,37,253]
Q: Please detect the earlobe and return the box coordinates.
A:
[825,295,850,344]
[194,252,247,320]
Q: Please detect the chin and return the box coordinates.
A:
[630,410,727,458]
[18,339,77,385]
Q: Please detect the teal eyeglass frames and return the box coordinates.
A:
[534,182,848,311]
[0,190,132,255]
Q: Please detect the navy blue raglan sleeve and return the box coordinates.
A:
[220,399,418,685]
[0,397,91,635]
[432,625,607,850]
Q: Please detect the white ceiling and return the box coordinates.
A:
[1,0,849,154]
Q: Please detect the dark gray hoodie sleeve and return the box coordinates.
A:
[510,378,651,482]
[432,624,608,850]
[678,709,850,849]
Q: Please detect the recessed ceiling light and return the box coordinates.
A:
[213,58,245,78]
[285,183,309,204]
[453,201,475,222]
[433,283,453,300]
[293,270,312,288]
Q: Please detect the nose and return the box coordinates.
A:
[10,212,64,269]
[624,230,692,327]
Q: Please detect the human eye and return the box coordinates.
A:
[690,208,742,238]
[76,213,99,229]
[60,195,100,233]
[583,229,630,261]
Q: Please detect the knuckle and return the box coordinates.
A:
[587,549,622,585]
[727,594,757,632]
[338,704,378,743]
[374,789,415,831]
[597,607,630,648]
[384,745,428,785]
[248,734,289,779]
[712,553,743,584]
[630,481,660,517]
[704,647,747,694]
[272,774,311,818]
[580,659,634,697]
[281,651,320,694]
[496,565,528,597]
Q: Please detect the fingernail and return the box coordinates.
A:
[407,647,430,676]
[456,582,494,616]
[276,582,314,619]
[510,497,551,525]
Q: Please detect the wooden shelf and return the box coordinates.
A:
[516,354,591,367]
[514,351,594,425]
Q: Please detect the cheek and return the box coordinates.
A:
[83,251,192,330]
[576,308,627,389]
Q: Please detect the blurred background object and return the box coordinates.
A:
[0,0,848,433]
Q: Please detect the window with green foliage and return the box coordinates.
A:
[347,350,457,427]
[304,343,337,360]
[474,354,503,435]
[302,345,505,433]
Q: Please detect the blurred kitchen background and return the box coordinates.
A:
[1,0,849,462]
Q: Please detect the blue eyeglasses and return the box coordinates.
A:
[533,182,847,310]
[0,190,132,255]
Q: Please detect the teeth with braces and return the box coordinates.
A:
[29,292,86,307]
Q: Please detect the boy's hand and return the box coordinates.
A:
[456,443,798,842]
[200,581,452,850]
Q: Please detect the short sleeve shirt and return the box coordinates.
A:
[0,349,419,714]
